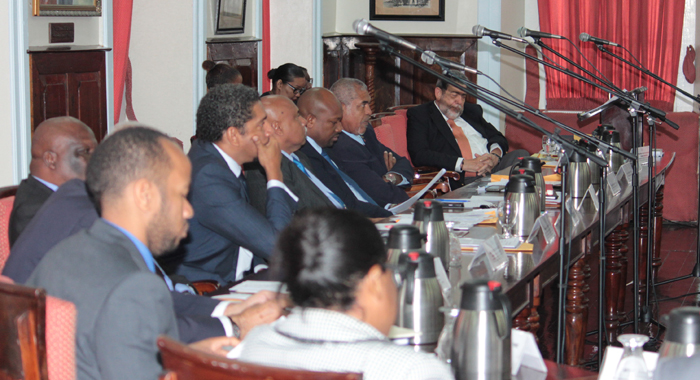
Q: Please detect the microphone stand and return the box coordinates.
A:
[595,44,699,335]
[489,37,651,366]
[373,42,609,366]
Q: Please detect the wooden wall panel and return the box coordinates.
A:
[323,35,479,113]
[30,49,108,141]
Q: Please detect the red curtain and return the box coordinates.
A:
[113,0,134,124]
[538,0,686,111]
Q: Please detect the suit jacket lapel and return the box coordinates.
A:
[429,102,462,155]
[91,219,150,273]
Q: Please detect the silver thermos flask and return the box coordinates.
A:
[601,129,624,174]
[567,148,592,210]
[396,251,445,352]
[511,157,546,212]
[386,225,424,265]
[452,280,512,380]
[504,174,540,239]
[412,200,449,268]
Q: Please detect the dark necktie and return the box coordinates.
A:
[238,173,249,202]
[320,149,378,206]
[291,155,346,208]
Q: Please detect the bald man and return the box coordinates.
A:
[296,88,391,218]
[9,117,97,245]
[246,96,337,214]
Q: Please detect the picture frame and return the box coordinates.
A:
[216,0,246,35]
[370,0,445,22]
[32,0,102,17]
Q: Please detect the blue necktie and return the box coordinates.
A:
[320,150,378,206]
[291,156,346,208]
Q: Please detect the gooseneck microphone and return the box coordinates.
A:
[579,33,621,47]
[472,25,526,43]
[517,27,564,40]
[353,19,421,51]
[420,51,480,75]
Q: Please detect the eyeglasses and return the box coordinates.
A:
[287,82,306,95]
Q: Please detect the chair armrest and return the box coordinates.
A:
[191,280,220,296]
[412,167,464,184]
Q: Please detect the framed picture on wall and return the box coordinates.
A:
[370,0,445,21]
[216,0,246,34]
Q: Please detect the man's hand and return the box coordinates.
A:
[383,151,396,171]
[253,135,283,182]
[224,290,278,316]
[461,157,490,174]
[475,153,499,176]
[189,336,240,356]
[228,294,290,338]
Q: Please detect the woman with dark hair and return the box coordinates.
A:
[235,209,453,380]
[262,63,308,101]
[202,60,242,90]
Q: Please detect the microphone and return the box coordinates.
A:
[420,51,480,75]
[517,27,564,40]
[472,25,527,43]
[579,33,621,47]
[353,19,422,51]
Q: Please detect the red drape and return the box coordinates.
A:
[538,0,686,111]
[113,0,134,124]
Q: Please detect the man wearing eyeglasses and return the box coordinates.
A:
[407,70,528,188]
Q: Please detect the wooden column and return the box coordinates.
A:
[528,275,541,341]
[514,308,532,332]
[617,222,630,323]
[652,186,665,281]
[604,227,624,344]
[638,204,650,305]
[565,257,588,365]
[355,42,380,113]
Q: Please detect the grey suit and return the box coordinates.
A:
[245,154,334,214]
[27,219,179,380]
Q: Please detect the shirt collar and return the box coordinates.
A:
[212,142,242,177]
[434,101,452,122]
[32,175,58,192]
[305,136,324,155]
[101,218,155,273]
[342,130,365,145]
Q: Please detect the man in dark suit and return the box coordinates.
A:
[407,71,528,188]
[296,88,392,218]
[328,78,413,207]
[27,127,283,380]
[174,84,298,284]
[246,95,338,214]
[9,116,97,245]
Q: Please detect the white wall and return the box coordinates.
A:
[0,4,14,187]
[27,16,101,47]
[269,0,314,73]
[128,1,195,150]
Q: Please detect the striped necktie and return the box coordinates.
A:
[320,149,378,206]
[291,155,346,208]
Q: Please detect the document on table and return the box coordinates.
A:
[229,280,288,294]
[388,169,446,214]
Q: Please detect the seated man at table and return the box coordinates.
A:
[9,116,97,245]
[246,95,339,213]
[297,88,392,218]
[27,127,285,380]
[173,84,298,284]
[407,70,528,188]
[327,78,413,208]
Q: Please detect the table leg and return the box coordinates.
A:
[638,204,649,306]
[617,223,630,323]
[514,308,531,332]
[605,227,623,344]
[652,186,664,282]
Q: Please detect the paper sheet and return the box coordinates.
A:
[229,280,287,294]
[389,169,447,214]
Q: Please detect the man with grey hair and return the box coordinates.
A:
[173,84,298,285]
[407,70,528,188]
[327,78,413,207]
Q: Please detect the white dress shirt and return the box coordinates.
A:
[435,102,503,172]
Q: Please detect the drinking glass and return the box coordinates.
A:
[541,136,551,159]
[614,334,651,380]
[497,201,518,239]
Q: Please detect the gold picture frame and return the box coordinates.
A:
[33,0,102,17]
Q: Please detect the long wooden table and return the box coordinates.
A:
[443,153,675,366]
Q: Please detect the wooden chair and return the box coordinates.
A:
[157,335,362,380]
[0,185,18,272]
[0,276,77,380]
[0,279,48,380]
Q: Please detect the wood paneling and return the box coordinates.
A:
[30,49,108,142]
[323,35,478,113]
[207,39,260,90]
